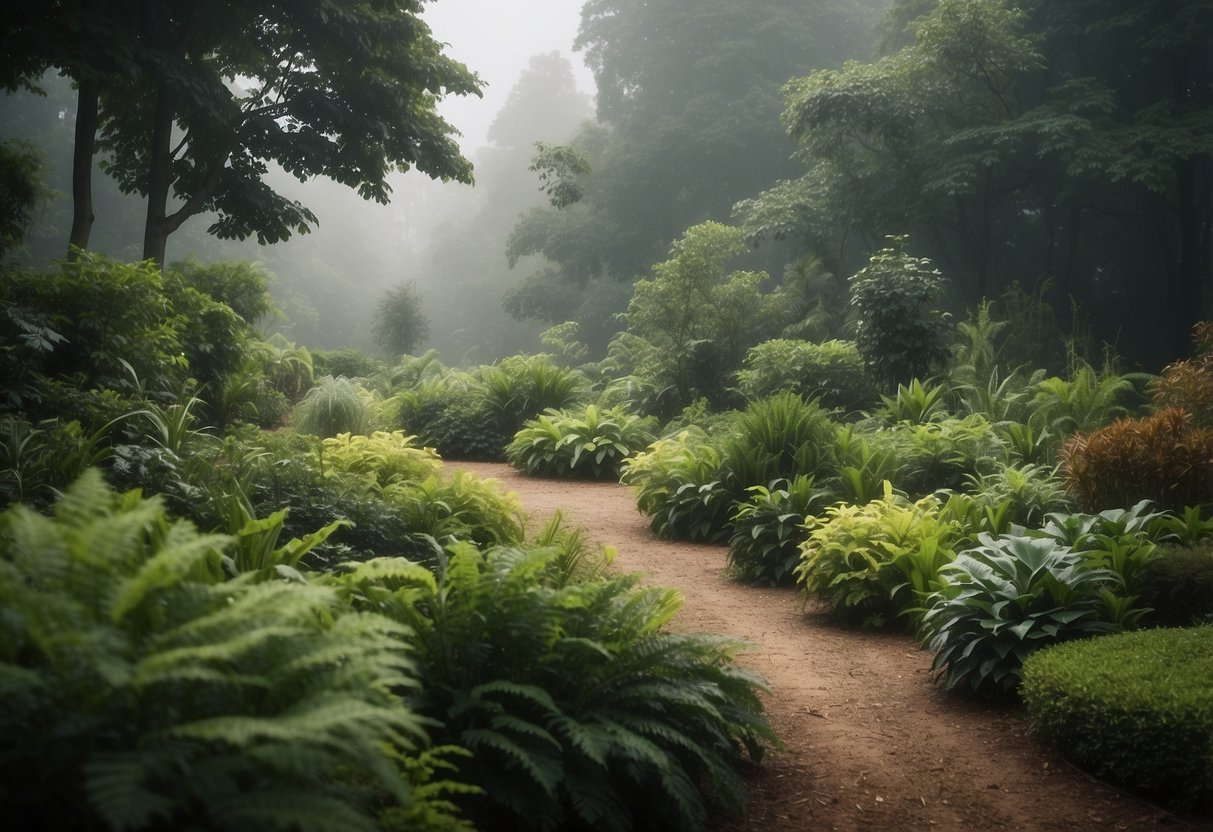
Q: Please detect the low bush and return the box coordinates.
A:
[333,544,775,832]
[963,463,1074,529]
[796,488,961,628]
[719,391,839,497]
[293,375,375,437]
[312,347,385,379]
[728,475,828,586]
[622,430,734,543]
[885,414,1005,496]
[384,472,525,556]
[479,354,586,439]
[1061,407,1213,512]
[506,405,656,479]
[395,381,505,461]
[735,338,875,414]
[1136,544,1213,627]
[917,534,1143,695]
[320,430,442,493]
[1022,627,1213,811]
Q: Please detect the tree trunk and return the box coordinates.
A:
[142,82,176,268]
[68,76,99,253]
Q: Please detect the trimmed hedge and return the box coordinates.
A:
[1021,627,1213,811]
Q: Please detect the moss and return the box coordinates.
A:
[1021,627,1213,811]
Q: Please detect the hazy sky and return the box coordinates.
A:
[421,0,596,151]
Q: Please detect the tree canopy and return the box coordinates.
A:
[2,0,481,266]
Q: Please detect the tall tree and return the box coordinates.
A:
[504,0,886,348]
[2,0,481,267]
[737,0,1213,366]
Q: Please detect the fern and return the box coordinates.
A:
[0,471,460,831]
[334,542,776,831]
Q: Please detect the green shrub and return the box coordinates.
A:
[312,347,385,379]
[917,534,1143,695]
[720,391,839,497]
[728,475,828,586]
[621,430,734,543]
[1136,544,1213,627]
[293,375,375,437]
[321,430,442,493]
[384,472,525,556]
[848,236,952,389]
[1022,627,1213,811]
[334,544,775,831]
[506,405,656,480]
[735,338,875,414]
[796,488,961,628]
[0,251,186,403]
[886,414,1005,496]
[963,463,1074,529]
[395,381,505,461]
[0,471,449,831]
[479,354,586,439]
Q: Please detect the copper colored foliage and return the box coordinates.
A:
[1150,322,1213,425]
[1061,407,1213,512]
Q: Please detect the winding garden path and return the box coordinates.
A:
[453,462,1212,832]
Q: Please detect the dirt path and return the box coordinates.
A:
[452,462,1211,832]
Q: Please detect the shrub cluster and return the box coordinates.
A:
[506,404,656,479]
[1021,627,1213,811]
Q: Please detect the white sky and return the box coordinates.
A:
[421,0,596,151]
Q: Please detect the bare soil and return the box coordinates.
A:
[452,462,1213,832]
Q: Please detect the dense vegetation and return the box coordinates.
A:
[3,0,1212,825]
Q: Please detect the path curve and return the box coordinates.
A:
[453,462,1211,832]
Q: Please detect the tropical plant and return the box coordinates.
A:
[529,510,616,588]
[728,475,828,586]
[1149,321,1213,425]
[734,338,876,414]
[621,430,734,543]
[1060,407,1213,512]
[333,544,775,832]
[876,378,950,424]
[963,463,1074,529]
[1029,362,1136,439]
[797,486,961,628]
[506,405,656,479]
[479,354,586,439]
[293,375,375,437]
[320,430,442,494]
[832,425,905,505]
[719,391,839,497]
[917,534,1144,694]
[0,471,451,831]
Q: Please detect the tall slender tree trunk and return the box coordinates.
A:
[68,76,100,253]
[142,83,176,268]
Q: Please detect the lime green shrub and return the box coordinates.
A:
[735,338,875,414]
[334,544,775,831]
[384,472,525,554]
[0,471,452,831]
[293,375,375,437]
[728,475,828,586]
[796,487,961,628]
[1022,627,1213,811]
[506,405,656,479]
[321,430,442,492]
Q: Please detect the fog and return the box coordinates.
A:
[5,0,1202,370]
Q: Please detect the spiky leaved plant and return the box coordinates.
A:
[0,470,453,831]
